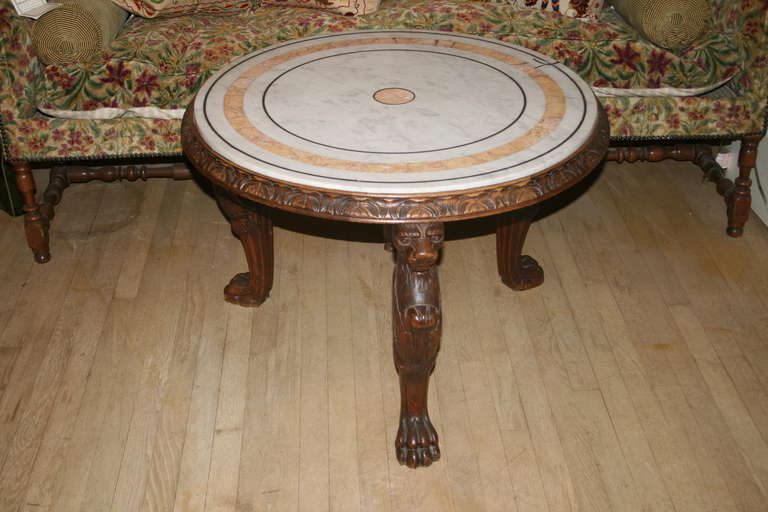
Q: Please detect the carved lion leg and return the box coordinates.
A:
[214,187,274,307]
[12,161,50,264]
[496,206,543,291]
[727,135,761,237]
[391,222,444,468]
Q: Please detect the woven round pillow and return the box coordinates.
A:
[611,0,709,51]
[33,0,128,65]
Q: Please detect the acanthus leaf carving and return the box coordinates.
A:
[181,108,609,223]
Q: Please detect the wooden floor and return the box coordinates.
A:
[0,160,767,512]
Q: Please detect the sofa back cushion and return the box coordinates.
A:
[35,0,739,121]
[260,0,379,15]
[489,0,605,19]
[110,0,251,18]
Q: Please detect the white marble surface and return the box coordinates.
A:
[260,50,525,153]
[194,30,600,195]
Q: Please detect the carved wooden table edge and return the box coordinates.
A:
[182,105,609,469]
[181,107,610,224]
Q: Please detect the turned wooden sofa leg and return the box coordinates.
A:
[12,161,51,263]
[725,134,761,237]
[606,142,765,237]
[11,163,192,263]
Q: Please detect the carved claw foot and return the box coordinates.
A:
[496,208,543,291]
[501,254,543,291]
[396,413,441,468]
[224,272,270,307]
[214,187,274,308]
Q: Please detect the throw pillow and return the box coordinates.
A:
[611,0,709,50]
[260,0,378,15]
[110,0,252,18]
[33,0,129,65]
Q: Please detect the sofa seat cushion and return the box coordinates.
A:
[36,0,741,117]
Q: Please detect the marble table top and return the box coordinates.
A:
[194,30,600,195]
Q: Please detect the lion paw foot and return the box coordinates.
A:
[224,272,269,307]
[396,414,440,468]
[502,255,543,291]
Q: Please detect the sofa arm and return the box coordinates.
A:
[733,5,768,109]
[712,0,768,121]
[0,1,42,123]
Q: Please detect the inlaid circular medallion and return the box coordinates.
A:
[194,30,600,194]
[373,88,416,105]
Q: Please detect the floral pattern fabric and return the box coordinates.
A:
[486,0,605,19]
[35,2,741,114]
[110,0,252,18]
[262,0,380,16]
[0,0,766,162]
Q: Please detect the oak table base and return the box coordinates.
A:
[214,195,545,467]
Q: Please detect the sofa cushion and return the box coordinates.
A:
[261,0,380,16]
[36,0,741,118]
[485,0,605,20]
[110,0,252,18]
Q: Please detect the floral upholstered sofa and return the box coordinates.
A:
[1,0,766,262]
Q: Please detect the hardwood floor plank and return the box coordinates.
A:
[0,184,106,511]
[20,182,157,512]
[558,211,675,512]
[460,359,520,512]
[139,184,222,512]
[608,165,768,498]
[325,238,361,512]
[113,178,171,300]
[460,237,526,432]
[582,185,719,512]
[50,298,133,512]
[474,234,551,512]
[108,180,206,512]
[670,304,768,511]
[54,179,173,512]
[297,234,330,512]
[0,220,31,344]
[203,305,253,512]
[461,236,546,512]
[506,226,579,512]
[432,237,488,512]
[540,213,655,512]
[235,227,299,512]
[78,179,179,512]
[348,241,392,512]
[171,218,234,512]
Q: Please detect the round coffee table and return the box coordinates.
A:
[182,30,608,469]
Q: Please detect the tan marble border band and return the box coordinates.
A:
[219,36,568,175]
